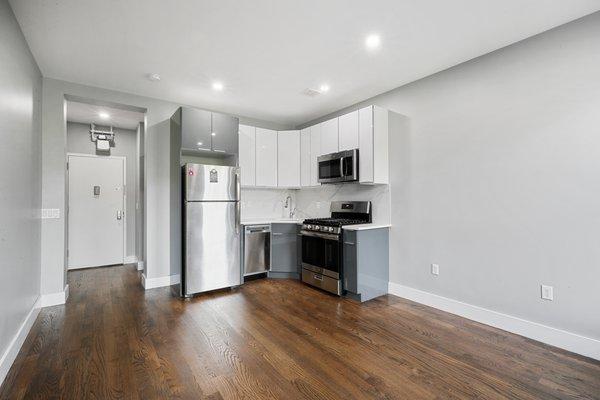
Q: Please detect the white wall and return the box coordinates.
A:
[300,12,600,341]
[295,185,390,225]
[66,122,138,259]
[0,0,42,383]
[241,189,297,221]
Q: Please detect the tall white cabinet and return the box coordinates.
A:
[255,128,278,187]
[238,124,256,186]
[277,130,300,188]
[359,105,388,184]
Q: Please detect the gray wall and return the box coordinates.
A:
[300,12,600,340]
[0,0,42,375]
[41,77,291,295]
[66,122,138,259]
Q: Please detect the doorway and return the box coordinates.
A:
[68,154,125,269]
[65,99,145,270]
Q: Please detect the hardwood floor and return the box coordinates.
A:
[1,265,599,399]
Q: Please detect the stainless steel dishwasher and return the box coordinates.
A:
[243,225,271,276]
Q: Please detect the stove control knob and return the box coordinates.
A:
[306,225,312,230]
[328,227,334,232]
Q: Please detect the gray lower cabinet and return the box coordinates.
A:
[343,228,389,302]
[268,223,299,279]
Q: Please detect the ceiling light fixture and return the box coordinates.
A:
[211,132,216,136]
[98,112,110,119]
[147,73,161,82]
[319,84,330,93]
[197,141,203,146]
[365,34,381,50]
[212,81,224,91]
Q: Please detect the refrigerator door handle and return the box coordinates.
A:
[235,171,241,234]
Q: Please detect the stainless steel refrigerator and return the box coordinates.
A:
[182,163,241,297]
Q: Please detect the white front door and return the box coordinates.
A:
[68,155,125,269]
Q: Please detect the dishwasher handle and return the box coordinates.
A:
[245,225,271,234]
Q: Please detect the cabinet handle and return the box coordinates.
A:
[344,241,355,245]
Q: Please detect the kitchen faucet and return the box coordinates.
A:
[284,195,296,219]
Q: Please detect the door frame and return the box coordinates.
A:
[66,152,127,269]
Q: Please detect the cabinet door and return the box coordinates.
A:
[211,112,239,154]
[255,128,278,187]
[238,124,256,186]
[277,130,300,187]
[342,230,358,294]
[271,224,298,275]
[181,108,212,151]
[359,106,374,183]
[320,118,338,155]
[300,128,311,187]
[309,124,321,186]
[338,110,359,151]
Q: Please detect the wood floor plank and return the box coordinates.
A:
[1,264,598,399]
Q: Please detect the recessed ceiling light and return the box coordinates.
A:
[197,141,203,146]
[365,34,381,50]
[147,73,161,82]
[212,81,224,91]
[98,112,110,119]
[319,84,330,93]
[211,132,216,136]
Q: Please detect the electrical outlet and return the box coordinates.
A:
[541,285,554,301]
[431,263,440,276]
[41,209,60,219]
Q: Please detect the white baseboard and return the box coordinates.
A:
[141,274,180,290]
[40,284,69,307]
[124,255,138,264]
[137,261,144,271]
[388,282,600,361]
[0,297,41,387]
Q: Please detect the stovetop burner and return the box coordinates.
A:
[302,217,366,227]
[301,201,372,234]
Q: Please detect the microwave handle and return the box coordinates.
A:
[339,156,345,177]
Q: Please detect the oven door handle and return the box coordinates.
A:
[301,230,339,241]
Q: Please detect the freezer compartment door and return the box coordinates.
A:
[184,201,241,295]
[185,164,240,201]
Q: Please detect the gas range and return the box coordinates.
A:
[300,201,372,296]
[302,218,368,235]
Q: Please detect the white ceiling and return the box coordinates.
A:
[66,101,144,130]
[10,0,600,126]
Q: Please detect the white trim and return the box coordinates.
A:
[40,284,69,307]
[0,297,41,387]
[137,261,144,271]
[124,255,138,264]
[388,282,600,361]
[66,153,127,267]
[141,274,180,290]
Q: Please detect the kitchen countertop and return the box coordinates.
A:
[241,219,303,225]
[342,223,392,231]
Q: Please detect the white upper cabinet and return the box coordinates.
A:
[338,110,359,151]
[320,118,339,155]
[277,130,301,188]
[255,128,278,187]
[300,128,311,187]
[309,124,321,186]
[238,124,256,186]
[359,105,388,184]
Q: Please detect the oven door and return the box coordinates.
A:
[318,149,358,183]
[301,230,341,279]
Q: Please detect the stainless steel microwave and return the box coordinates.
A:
[317,149,359,184]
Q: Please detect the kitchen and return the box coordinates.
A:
[171,105,395,302]
[2,1,600,399]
